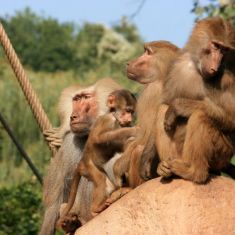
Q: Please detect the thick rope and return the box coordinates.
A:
[0,22,57,156]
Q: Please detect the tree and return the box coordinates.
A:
[74,23,105,73]
[1,8,76,72]
[192,0,235,25]
[0,8,40,67]
[97,28,135,64]
[0,8,143,73]
[112,16,143,43]
[36,19,76,72]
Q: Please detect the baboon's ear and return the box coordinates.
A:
[107,94,116,108]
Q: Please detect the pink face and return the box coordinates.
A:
[70,92,98,136]
[200,41,228,79]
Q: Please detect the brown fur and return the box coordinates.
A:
[157,17,235,183]
[114,41,180,186]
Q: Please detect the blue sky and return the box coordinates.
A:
[0,0,198,47]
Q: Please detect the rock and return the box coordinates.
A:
[75,176,235,235]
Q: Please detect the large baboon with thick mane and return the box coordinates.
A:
[40,78,122,235]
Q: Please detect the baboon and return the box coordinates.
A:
[39,78,122,235]
[157,17,235,183]
[113,41,180,187]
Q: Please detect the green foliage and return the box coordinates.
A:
[192,0,235,25]
[1,8,143,74]
[113,16,143,43]
[1,8,76,72]
[0,181,42,235]
[34,19,76,72]
[98,28,135,63]
[0,8,40,66]
[73,20,142,75]
[0,63,72,185]
[74,23,105,73]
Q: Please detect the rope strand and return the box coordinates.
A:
[0,22,57,156]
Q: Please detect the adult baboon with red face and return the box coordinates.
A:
[39,78,122,235]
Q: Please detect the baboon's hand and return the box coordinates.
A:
[157,161,172,178]
[57,213,81,234]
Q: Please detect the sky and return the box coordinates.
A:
[0,0,198,48]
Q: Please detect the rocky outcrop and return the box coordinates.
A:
[75,176,235,235]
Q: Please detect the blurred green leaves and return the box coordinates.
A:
[192,0,235,25]
[0,181,42,235]
[1,8,143,73]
